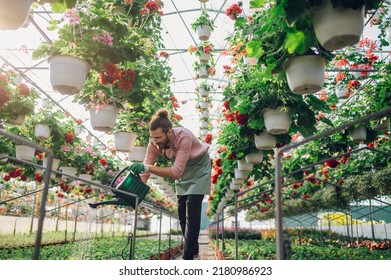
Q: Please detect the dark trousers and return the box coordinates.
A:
[177,194,204,260]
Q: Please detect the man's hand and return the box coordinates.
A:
[128,163,149,175]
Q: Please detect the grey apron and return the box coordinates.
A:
[175,152,211,196]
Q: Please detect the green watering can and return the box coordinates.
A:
[88,166,150,210]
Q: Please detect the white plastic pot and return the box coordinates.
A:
[196,25,212,41]
[234,168,247,180]
[61,166,77,179]
[0,0,32,30]
[49,55,91,95]
[199,101,209,109]
[198,66,209,78]
[254,130,277,150]
[199,87,209,97]
[201,110,210,119]
[348,126,367,142]
[284,55,326,94]
[15,145,35,161]
[199,51,211,63]
[310,0,364,51]
[8,115,26,126]
[90,105,118,132]
[263,106,291,135]
[245,151,264,164]
[114,131,137,152]
[237,159,254,172]
[128,146,147,162]
[34,124,51,141]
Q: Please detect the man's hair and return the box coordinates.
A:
[149,108,173,132]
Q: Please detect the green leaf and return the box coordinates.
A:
[284,30,307,55]
[246,40,264,58]
[250,0,267,9]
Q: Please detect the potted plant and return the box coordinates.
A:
[112,110,138,153]
[0,0,33,30]
[188,41,214,63]
[191,9,215,41]
[193,61,215,79]
[197,81,212,97]
[0,135,14,162]
[0,69,38,125]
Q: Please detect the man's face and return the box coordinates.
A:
[150,127,170,149]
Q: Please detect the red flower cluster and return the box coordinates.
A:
[325,159,340,168]
[3,168,25,182]
[35,173,43,183]
[204,133,213,144]
[227,152,237,160]
[17,83,30,97]
[99,157,107,166]
[98,63,136,91]
[226,3,242,20]
[172,113,183,121]
[159,51,169,59]
[0,87,11,107]
[140,0,162,14]
[65,132,74,144]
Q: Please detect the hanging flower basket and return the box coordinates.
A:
[114,131,137,153]
[284,55,326,95]
[34,124,51,141]
[199,101,209,109]
[200,128,209,136]
[128,146,147,162]
[201,110,209,119]
[336,85,349,99]
[237,159,253,172]
[263,106,291,135]
[89,105,118,132]
[200,121,209,129]
[0,0,32,30]
[199,51,211,63]
[15,145,35,161]
[254,130,277,150]
[8,115,26,126]
[198,66,209,78]
[49,55,91,95]
[230,182,241,191]
[372,117,390,131]
[196,25,212,41]
[199,88,210,97]
[245,151,263,164]
[348,126,367,142]
[234,168,247,180]
[61,166,77,179]
[310,0,365,51]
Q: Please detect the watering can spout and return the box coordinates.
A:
[88,166,150,209]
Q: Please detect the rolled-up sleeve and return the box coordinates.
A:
[139,143,158,183]
[170,136,192,179]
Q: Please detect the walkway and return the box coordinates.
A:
[173,230,216,260]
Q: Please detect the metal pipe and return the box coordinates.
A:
[234,192,239,260]
[158,209,162,258]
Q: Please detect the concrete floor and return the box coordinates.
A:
[173,231,216,260]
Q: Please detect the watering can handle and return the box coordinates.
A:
[110,165,140,188]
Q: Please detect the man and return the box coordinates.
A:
[129,108,211,260]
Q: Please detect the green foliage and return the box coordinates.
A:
[191,9,215,31]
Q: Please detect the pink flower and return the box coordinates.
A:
[64,8,80,25]
[60,145,71,152]
[92,30,113,46]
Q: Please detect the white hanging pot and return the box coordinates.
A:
[234,168,247,180]
[34,124,51,141]
[0,0,32,30]
[114,131,137,152]
[78,173,92,185]
[128,146,147,162]
[199,101,209,109]
[237,159,253,172]
[15,145,35,161]
[335,85,348,99]
[90,105,118,132]
[348,126,367,142]
[310,0,365,51]
[61,166,77,179]
[199,88,209,97]
[43,157,60,179]
[200,121,209,129]
[198,66,209,78]
[201,110,209,119]
[199,51,210,63]
[254,130,277,150]
[196,25,212,41]
[245,151,264,164]
[372,117,390,131]
[263,106,291,135]
[8,115,26,126]
[49,55,91,95]
[284,55,326,94]
[230,182,241,191]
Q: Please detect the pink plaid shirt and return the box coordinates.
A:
[140,127,209,182]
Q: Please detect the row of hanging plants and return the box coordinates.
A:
[207,0,390,220]
[0,0,181,214]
